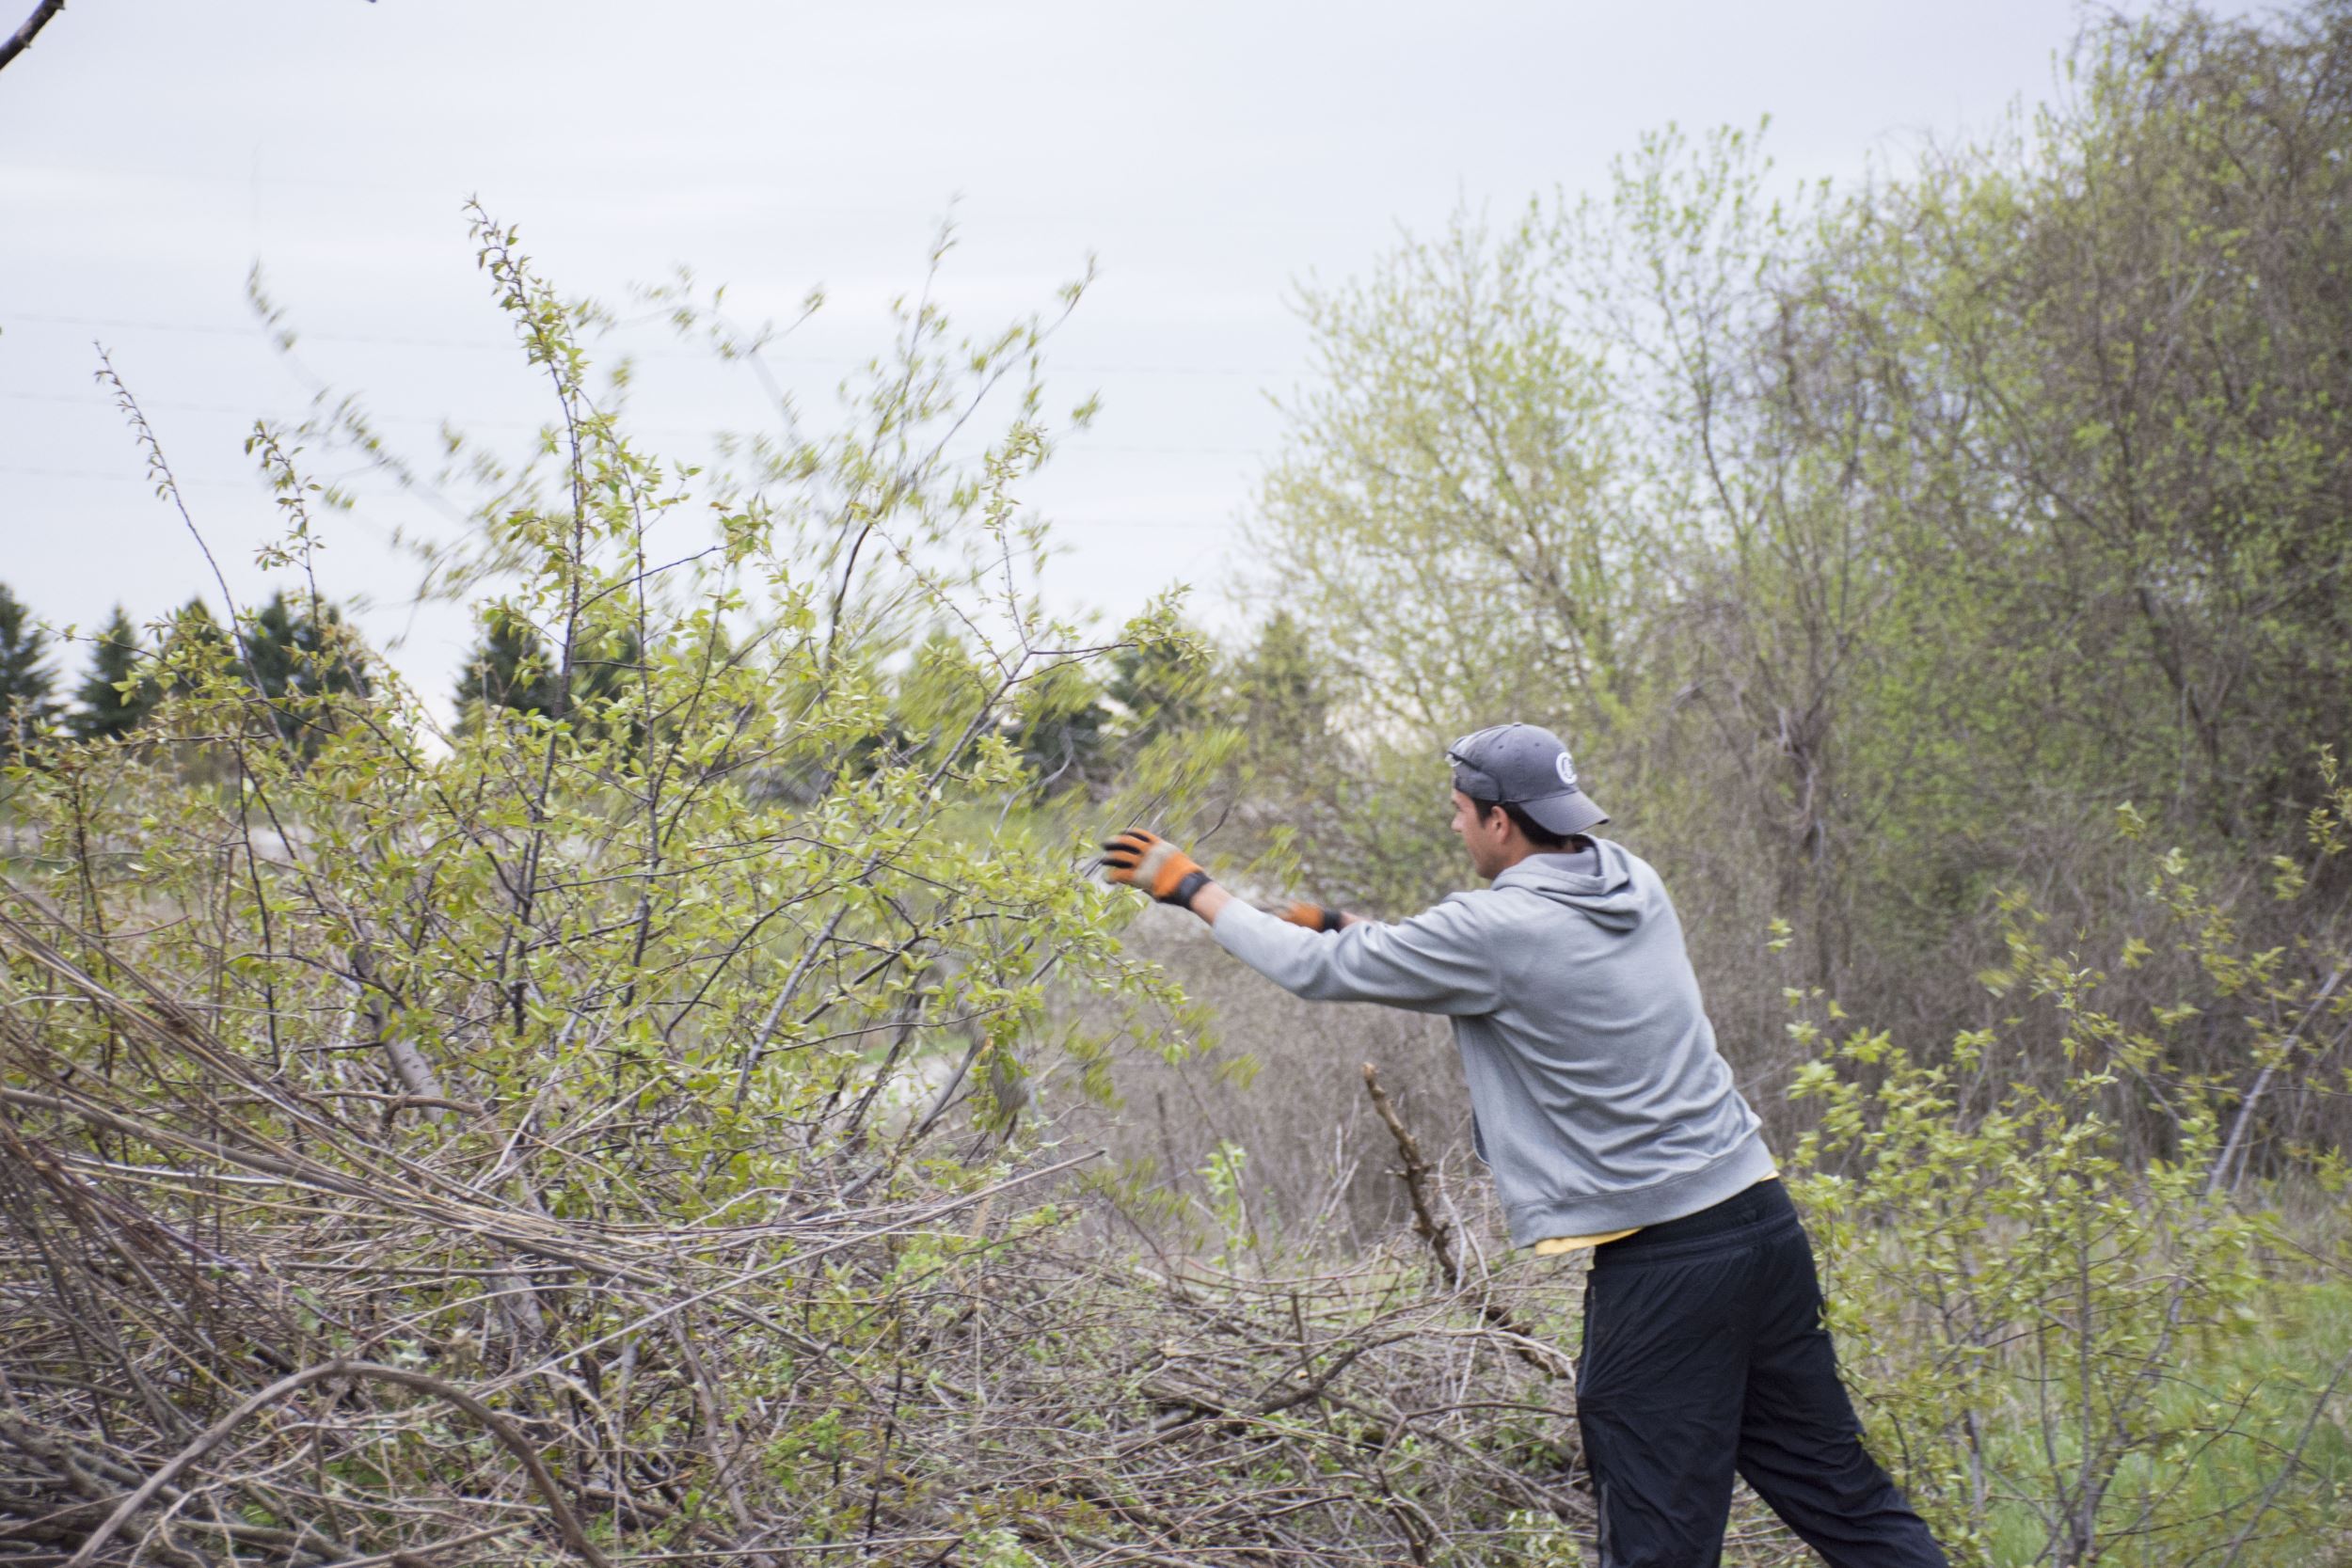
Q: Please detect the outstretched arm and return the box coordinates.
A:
[1208,896,1500,1014]
[1097,828,1493,1016]
[1096,832,1355,930]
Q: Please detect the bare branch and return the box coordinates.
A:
[0,0,65,76]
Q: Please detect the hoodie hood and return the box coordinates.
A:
[1489,837,1646,931]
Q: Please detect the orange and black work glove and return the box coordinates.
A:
[1099,829,1213,910]
[1272,900,1345,932]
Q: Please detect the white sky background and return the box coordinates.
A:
[1,0,2200,722]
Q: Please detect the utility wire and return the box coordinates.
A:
[0,392,1268,458]
[8,310,1303,378]
[0,462,1237,529]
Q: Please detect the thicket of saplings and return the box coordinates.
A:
[4,6,2351,1564]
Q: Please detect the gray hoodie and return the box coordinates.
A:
[1210,838,1773,1245]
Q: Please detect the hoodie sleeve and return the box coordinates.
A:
[1210,896,1503,1016]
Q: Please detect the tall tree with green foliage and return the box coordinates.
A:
[68,605,157,741]
[1248,0,2352,1006]
[1253,204,1644,749]
[0,582,58,761]
[1847,2,2352,841]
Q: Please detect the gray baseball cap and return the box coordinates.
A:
[1447,721,1610,837]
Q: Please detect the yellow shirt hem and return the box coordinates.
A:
[1530,1169,1780,1256]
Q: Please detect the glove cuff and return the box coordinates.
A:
[1166,869,1213,910]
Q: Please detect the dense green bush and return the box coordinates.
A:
[1790,771,2352,1562]
[0,207,1252,1565]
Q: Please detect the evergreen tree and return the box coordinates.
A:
[240,591,370,703]
[454,610,650,752]
[70,605,158,741]
[242,592,303,704]
[1236,610,1327,752]
[0,582,59,761]
[571,624,645,713]
[1008,659,1111,795]
[454,610,558,732]
[1106,623,1211,744]
[572,623,649,754]
[160,598,232,693]
[238,590,371,753]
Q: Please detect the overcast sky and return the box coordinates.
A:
[2,0,2193,720]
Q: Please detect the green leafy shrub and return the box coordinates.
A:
[1789,763,2352,1565]
[0,206,1238,1565]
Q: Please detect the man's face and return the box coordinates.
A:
[1449,788,1512,879]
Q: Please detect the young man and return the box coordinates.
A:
[1101,721,1947,1568]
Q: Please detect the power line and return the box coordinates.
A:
[1,463,259,491]
[7,310,1305,379]
[0,462,1240,530]
[0,389,1271,458]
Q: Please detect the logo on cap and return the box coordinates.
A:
[1555,752,1578,788]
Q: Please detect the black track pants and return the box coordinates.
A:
[1575,1180,1948,1568]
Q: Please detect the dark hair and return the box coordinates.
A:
[1462,793,1575,850]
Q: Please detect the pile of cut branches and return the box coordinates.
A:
[0,879,1660,1567]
